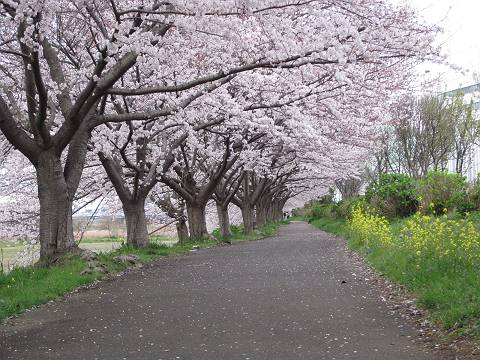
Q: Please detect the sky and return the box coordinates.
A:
[397,0,480,91]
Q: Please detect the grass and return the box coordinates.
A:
[0,221,285,322]
[0,235,178,271]
[0,242,123,272]
[79,234,175,244]
[217,221,288,242]
[303,214,480,341]
[1,246,25,269]
[79,237,123,243]
[0,258,103,320]
[309,217,348,237]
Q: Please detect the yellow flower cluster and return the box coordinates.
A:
[349,206,393,247]
[400,214,480,265]
[349,206,480,266]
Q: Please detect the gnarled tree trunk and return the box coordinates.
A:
[216,203,231,238]
[176,217,190,244]
[275,200,287,221]
[256,203,267,228]
[273,202,281,221]
[36,152,77,262]
[187,202,209,241]
[35,129,90,264]
[124,198,149,248]
[265,203,274,223]
[241,205,256,234]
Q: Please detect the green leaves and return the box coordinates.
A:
[417,171,467,214]
[366,173,418,217]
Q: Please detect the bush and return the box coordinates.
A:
[457,197,477,215]
[333,196,366,219]
[310,203,336,219]
[230,224,243,235]
[366,173,418,218]
[417,171,467,215]
[460,176,480,214]
[212,224,244,240]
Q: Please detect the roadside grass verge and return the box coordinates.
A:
[0,235,177,272]
[79,234,175,244]
[214,220,289,243]
[305,215,480,341]
[0,221,286,322]
[309,217,348,237]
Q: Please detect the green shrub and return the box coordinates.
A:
[310,203,336,219]
[461,175,480,214]
[230,224,243,234]
[333,196,367,219]
[212,224,244,240]
[457,197,477,215]
[211,228,221,239]
[305,196,367,221]
[417,171,467,215]
[366,173,418,218]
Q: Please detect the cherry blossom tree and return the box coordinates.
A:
[213,164,245,238]
[0,0,438,262]
[150,186,189,243]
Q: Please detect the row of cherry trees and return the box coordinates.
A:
[0,0,439,263]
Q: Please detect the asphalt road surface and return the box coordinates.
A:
[1,222,438,359]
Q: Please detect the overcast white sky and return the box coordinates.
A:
[396,0,480,91]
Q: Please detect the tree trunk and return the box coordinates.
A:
[216,203,231,238]
[456,154,465,175]
[270,203,277,222]
[36,151,77,263]
[186,202,209,241]
[276,202,285,221]
[241,205,256,234]
[176,218,189,244]
[123,198,149,248]
[274,203,282,221]
[256,203,267,228]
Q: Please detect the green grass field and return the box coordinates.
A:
[0,246,24,271]
[0,235,177,272]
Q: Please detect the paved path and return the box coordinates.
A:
[1,222,437,359]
